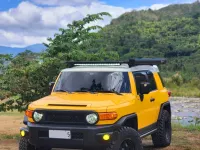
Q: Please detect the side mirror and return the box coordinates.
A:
[49,82,55,93]
[140,82,151,95]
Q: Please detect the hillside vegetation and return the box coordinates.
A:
[1,2,200,111]
[95,1,200,96]
[98,1,200,78]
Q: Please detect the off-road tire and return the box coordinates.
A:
[152,110,172,147]
[36,148,51,150]
[19,137,51,150]
[106,127,143,150]
[19,137,35,150]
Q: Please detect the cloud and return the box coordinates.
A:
[0,30,48,47]
[31,0,98,6]
[150,4,169,10]
[175,0,196,4]
[0,1,131,47]
[137,0,197,11]
[137,4,169,10]
[1,0,195,47]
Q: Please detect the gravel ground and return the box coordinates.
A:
[170,97,200,125]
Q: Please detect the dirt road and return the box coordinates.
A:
[1,132,200,150]
[0,116,25,135]
[0,115,199,150]
[0,97,200,150]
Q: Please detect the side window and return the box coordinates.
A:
[120,72,131,93]
[146,71,157,91]
[133,71,148,94]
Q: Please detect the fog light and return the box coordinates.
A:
[103,134,110,141]
[20,130,26,137]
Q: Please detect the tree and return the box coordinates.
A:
[44,12,112,58]
[0,54,12,100]
[0,54,12,73]
[0,12,119,112]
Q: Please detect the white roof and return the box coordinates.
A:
[61,64,159,73]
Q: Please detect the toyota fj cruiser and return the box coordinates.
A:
[19,58,172,150]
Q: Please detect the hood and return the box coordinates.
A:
[29,93,132,112]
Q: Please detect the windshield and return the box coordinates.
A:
[54,72,131,93]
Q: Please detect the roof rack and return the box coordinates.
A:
[67,58,167,68]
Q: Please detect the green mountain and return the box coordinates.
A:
[0,44,46,56]
[97,1,200,79]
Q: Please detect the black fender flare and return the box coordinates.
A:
[158,101,171,121]
[115,113,138,130]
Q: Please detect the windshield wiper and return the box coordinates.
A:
[74,89,96,94]
[54,90,72,94]
[97,90,123,95]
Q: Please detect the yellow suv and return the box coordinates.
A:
[19,58,172,150]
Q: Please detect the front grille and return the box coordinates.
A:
[36,110,94,125]
[46,112,85,124]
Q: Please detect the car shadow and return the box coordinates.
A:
[143,145,158,150]
[143,140,163,150]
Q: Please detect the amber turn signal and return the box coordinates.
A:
[25,110,33,118]
[99,112,118,120]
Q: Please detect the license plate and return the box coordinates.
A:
[49,130,71,139]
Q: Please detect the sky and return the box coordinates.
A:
[0,0,197,47]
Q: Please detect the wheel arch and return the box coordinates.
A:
[158,101,171,120]
[117,114,138,131]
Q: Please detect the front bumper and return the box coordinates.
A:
[25,122,119,149]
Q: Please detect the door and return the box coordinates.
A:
[133,71,158,129]
[146,71,160,123]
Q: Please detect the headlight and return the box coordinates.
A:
[86,113,98,124]
[33,111,43,122]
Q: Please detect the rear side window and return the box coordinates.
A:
[133,71,148,94]
[133,71,157,94]
[146,71,157,91]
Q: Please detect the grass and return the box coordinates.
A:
[169,86,200,98]
[166,82,200,98]
[0,134,20,140]
[0,110,24,116]
[169,124,200,150]
[172,123,200,132]
[163,75,200,98]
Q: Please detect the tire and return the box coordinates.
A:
[152,110,172,148]
[106,127,143,150]
[36,148,51,150]
[19,137,51,150]
[19,137,35,150]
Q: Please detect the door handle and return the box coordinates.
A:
[150,98,155,102]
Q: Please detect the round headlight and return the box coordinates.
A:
[86,113,98,124]
[33,112,43,122]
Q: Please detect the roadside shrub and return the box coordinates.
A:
[171,73,183,86]
[190,77,200,90]
[0,90,12,100]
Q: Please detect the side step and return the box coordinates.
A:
[140,129,157,138]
